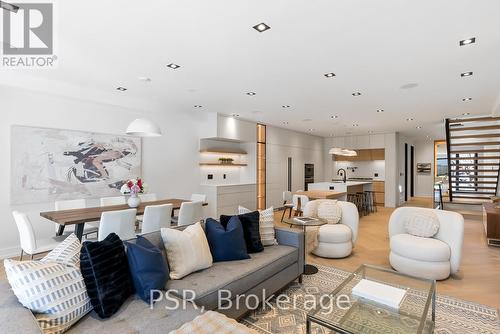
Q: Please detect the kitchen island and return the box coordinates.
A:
[308,181,373,194]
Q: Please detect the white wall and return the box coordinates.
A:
[415,140,435,197]
[1,86,205,258]
[266,126,324,209]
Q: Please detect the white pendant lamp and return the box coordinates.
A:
[126,118,162,137]
[329,147,344,155]
[329,147,358,156]
[342,149,358,156]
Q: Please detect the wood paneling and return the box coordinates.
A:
[335,149,385,161]
[372,181,385,205]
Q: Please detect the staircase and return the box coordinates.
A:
[445,116,500,203]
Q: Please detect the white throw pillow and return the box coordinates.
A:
[161,222,213,279]
[404,211,440,238]
[317,200,342,224]
[4,259,92,334]
[239,206,277,246]
[41,233,81,267]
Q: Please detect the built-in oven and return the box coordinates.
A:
[305,164,314,190]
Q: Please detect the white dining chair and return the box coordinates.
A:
[139,193,158,202]
[98,208,137,241]
[173,201,204,226]
[13,211,65,260]
[190,194,207,202]
[100,196,126,206]
[54,199,99,237]
[141,204,173,234]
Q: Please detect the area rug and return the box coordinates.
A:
[241,265,500,334]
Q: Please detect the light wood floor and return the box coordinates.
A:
[276,197,500,310]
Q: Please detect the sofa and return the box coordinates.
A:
[389,207,464,280]
[303,200,359,258]
[0,226,304,333]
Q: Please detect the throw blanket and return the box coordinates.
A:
[169,311,258,334]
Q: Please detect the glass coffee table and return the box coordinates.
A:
[307,264,436,334]
[283,217,327,276]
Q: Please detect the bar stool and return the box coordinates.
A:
[365,191,377,213]
[357,192,368,216]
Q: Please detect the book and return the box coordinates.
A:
[352,279,407,309]
[293,217,319,224]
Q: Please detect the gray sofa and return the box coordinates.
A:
[0,226,304,333]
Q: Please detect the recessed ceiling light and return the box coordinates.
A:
[253,23,271,32]
[324,72,336,78]
[406,118,414,121]
[462,97,472,101]
[167,63,180,69]
[352,124,359,127]
[368,130,374,134]
[194,105,203,108]
[376,109,384,113]
[282,121,289,125]
[352,92,361,96]
[138,77,151,82]
[459,37,476,46]
[330,115,338,119]
[416,125,422,129]
[308,128,314,132]
[462,112,470,116]
[231,113,240,117]
[282,105,290,108]
[246,92,256,96]
[116,87,127,91]
[461,71,473,77]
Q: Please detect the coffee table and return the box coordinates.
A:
[283,217,327,277]
[306,264,436,334]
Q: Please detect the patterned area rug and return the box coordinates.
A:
[241,265,500,334]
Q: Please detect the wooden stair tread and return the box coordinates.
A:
[449,156,500,160]
[449,149,500,153]
[449,117,500,123]
[451,175,498,178]
[453,191,496,195]
[450,133,500,139]
[451,163,500,166]
[451,186,497,189]
[449,125,500,131]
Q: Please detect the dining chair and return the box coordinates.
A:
[173,201,204,226]
[292,194,309,216]
[13,211,64,260]
[54,199,99,237]
[100,196,126,206]
[98,208,137,241]
[190,193,207,202]
[281,191,294,222]
[141,204,173,234]
[139,193,158,202]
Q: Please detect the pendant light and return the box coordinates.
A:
[126,118,162,137]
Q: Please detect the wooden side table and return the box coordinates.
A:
[482,203,500,247]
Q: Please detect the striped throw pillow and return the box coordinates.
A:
[317,200,342,224]
[239,206,277,246]
[41,233,81,267]
[4,259,92,334]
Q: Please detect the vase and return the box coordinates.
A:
[127,194,141,208]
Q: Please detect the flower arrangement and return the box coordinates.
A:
[120,178,147,195]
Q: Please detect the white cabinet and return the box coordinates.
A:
[369,134,385,148]
[355,136,370,149]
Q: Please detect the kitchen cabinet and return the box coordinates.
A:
[369,134,385,148]
[371,148,385,160]
[372,181,385,206]
[334,149,385,161]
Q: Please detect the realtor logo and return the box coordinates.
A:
[2,2,56,68]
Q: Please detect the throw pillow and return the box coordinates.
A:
[404,211,440,238]
[239,206,277,246]
[160,222,213,279]
[317,200,342,224]
[80,233,134,318]
[41,233,81,267]
[4,259,92,334]
[124,235,169,304]
[220,211,264,253]
[205,217,250,262]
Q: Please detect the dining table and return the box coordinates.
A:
[40,198,208,240]
[294,190,347,200]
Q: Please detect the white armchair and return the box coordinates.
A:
[304,200,359,258]
[389,207,464,280]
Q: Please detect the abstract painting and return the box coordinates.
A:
[11,125,142,204]
[417,162,432,174]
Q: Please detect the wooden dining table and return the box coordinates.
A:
[40,198,208,240]
[294,190,346,200]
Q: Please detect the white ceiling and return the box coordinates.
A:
[2,0,500,140]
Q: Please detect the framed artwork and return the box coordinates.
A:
[417,162,432,174]
[11,125,142,204]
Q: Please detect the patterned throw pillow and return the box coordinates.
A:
[4,235,92,334]
[41,233,81,267]
[239,206,277,246]
[404,211,440,238]
[317,201,342,224]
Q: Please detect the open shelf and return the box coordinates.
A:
[199,148,247,155]
[199,163,248,166]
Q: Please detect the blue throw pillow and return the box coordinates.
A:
[205,217,250,262]
[124,235,169,304]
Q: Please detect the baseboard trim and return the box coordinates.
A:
[0,246,21,259]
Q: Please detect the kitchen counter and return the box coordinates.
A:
[200,182,256,187]
[308,181,373,193]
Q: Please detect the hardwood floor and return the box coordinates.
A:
[276,197,500,310]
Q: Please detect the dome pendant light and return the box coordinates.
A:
[126,118,162,137]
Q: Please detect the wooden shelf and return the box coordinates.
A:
[199,149,247,155]
[199,163,247,166]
